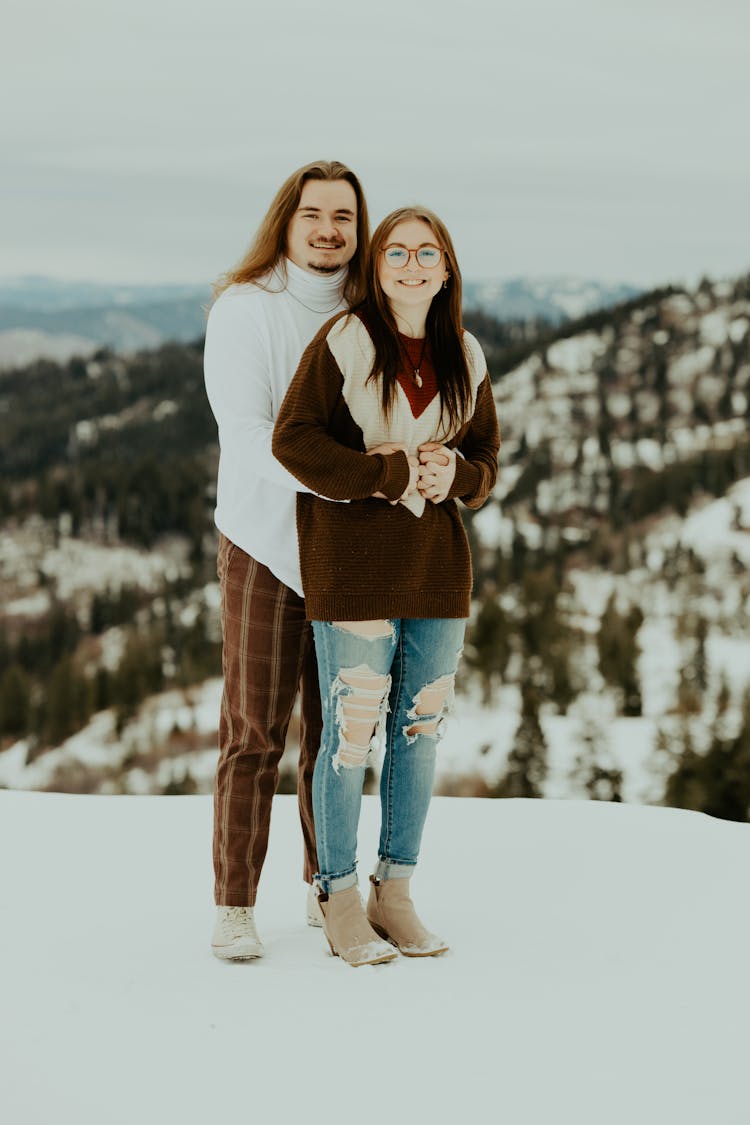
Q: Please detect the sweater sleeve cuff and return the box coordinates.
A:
[447,454,481,501]
[377,450,410,501]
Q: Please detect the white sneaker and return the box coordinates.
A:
[211,906,264,960]
[306,884,324,928]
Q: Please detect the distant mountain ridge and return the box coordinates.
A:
[0,277,209,312]
[0,297,209,355]
[463,276,640,323]
[0,274,640,368]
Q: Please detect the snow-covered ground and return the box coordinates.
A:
[1,792,748,1124]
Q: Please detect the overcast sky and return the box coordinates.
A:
[2,0,748,288]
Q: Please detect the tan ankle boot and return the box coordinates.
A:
[318,885,397,967]
[367,875,449,957]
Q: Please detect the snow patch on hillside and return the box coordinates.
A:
[680,479,750,567]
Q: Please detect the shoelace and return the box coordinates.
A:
[221,907,259,941]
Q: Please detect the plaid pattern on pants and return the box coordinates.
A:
[213,534,321,906]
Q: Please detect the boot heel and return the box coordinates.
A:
[370,921,393,944]
[319,885,397,967]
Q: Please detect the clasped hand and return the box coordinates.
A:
[368,442,456,504]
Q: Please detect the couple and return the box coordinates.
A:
[204,160,499,967]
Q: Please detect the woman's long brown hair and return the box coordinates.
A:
[212,160,369,307]
[355,206,473,435]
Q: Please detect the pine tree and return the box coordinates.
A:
[715,675,731,718]
[464,592,512,704]
[519,567,576,712]
[569,694,623,802]
[162,769,198,796]
[662,693,750,822]
[0,663,31,737]
[597,593,643,716]
[40,657,93,746]
[494,676,548,799]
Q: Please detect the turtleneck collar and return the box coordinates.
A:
[272,257,348,313]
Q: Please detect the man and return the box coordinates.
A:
[204,161,369,959]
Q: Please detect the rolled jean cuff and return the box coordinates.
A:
[314,869,358,896]
[374,858,415,882]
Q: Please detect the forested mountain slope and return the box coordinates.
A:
[2,274,749,816]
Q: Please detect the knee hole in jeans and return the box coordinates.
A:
[331,664,391,771]
[404,673,455,741]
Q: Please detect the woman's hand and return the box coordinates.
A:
[401,455,421,499]
[417,442,457,503]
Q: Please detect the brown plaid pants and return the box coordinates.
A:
[213,534,321,906]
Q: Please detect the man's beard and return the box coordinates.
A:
[307,242,344,274]
[307,261,342,274]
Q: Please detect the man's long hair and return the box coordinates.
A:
[212,160,369,305]
[355,206,473,435]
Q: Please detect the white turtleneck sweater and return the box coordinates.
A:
[204,258,347,595]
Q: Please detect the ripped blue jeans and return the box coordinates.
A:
[311,618,466,894]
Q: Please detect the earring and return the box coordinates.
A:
[443,276,450,290]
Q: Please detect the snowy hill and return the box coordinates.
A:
[2,791,748,1124]
[2,272,750,817]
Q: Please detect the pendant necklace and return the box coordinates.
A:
[399,335,428,389]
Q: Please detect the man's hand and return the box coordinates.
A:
[367,443,418,502]
[373,456,420,502]
[366,442,408,457]
[417,442,457,504]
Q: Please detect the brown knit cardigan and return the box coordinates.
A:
[272,312,500,621]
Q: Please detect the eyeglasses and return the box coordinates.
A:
[381,244,444,269]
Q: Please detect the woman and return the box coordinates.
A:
[273,206,499,967]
